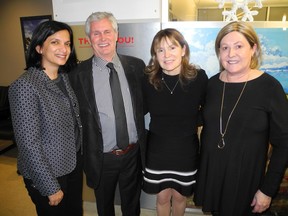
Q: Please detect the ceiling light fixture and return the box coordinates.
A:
[216,0,263,22]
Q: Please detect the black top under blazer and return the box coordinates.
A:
[8,67,82,196]
[69,54,146,189]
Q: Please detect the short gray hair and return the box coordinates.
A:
[85,11,118,36]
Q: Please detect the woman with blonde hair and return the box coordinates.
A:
[194,21,288,216]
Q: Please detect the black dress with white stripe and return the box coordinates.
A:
[142,70,208,196]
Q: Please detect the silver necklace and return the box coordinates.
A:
[161,73,180,95]
[218,81,248,149]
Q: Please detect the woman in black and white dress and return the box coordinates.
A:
[142,28,208,216]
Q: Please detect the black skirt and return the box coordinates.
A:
[143,132,199,196]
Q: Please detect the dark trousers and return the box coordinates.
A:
[94,146,142,216]
[24,152,83,216]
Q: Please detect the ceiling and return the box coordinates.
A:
[195,0,288,7]
[169,0,288,21]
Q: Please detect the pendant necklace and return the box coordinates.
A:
[161,72,180,95]
[218,80,248,149]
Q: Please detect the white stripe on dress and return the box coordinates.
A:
[145,167,197,176]
[143,176,196,186]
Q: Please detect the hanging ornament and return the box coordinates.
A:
[216,0,263,22]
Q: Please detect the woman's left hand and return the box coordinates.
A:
[251,190,271,213]
[48,190,64,206]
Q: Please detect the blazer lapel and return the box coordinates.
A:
[41,71,66,98]
[61,74,77,103]
[77,58,101,127]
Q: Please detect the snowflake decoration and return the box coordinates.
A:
[216,0,263,22]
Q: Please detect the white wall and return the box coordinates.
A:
[169,0,197,21]
[0,0,53,86]
[52,0,161,23]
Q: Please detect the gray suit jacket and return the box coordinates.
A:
[69,54,146,189]
[8,67,82,196]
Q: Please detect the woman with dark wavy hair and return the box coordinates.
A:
[9,20,83,216]
[142,28,208,216]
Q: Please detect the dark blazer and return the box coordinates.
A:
[8,67,82,196]
[69,54,146,189]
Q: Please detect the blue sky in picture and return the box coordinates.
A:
[257,28,288,93]
[173,26,288,93]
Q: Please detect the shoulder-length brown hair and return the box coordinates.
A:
[215,21,262,72]
[145,28,198,90]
